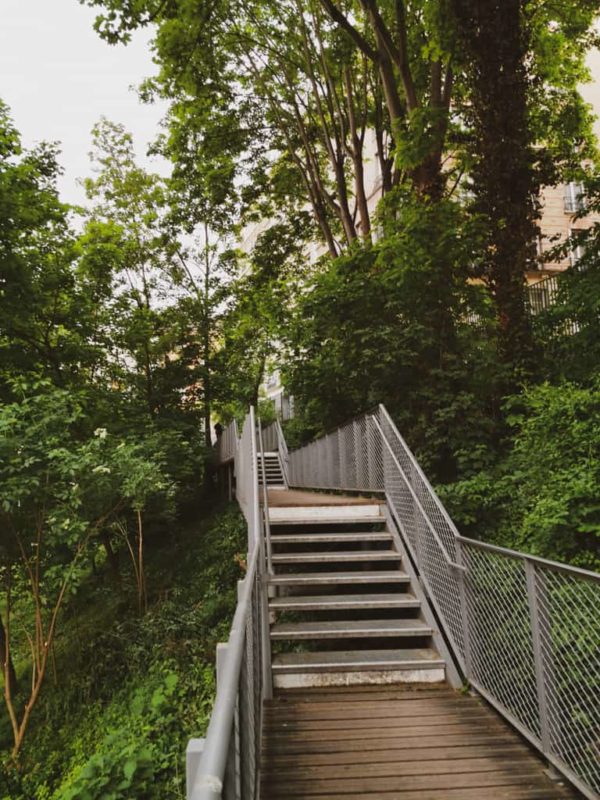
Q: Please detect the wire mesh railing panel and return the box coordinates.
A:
[216,420,239,465]
[379,426,466,661]
[237,582,258,800]
[377,407,459,561]
[261,422,278,453]
[189,409,270,800]
[538,568,600,793]
[463,545,541,738]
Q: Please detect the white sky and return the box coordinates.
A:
[0,0,169,206]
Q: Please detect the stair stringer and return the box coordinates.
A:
[382,504,463,689]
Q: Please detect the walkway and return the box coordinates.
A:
[261,685,579,799]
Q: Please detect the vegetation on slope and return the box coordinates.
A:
[0,503,246,800]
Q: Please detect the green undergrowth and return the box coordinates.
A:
[0,502,246,800]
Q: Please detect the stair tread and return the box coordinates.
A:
[272,648,445,673]
[270,593,420,610]
[269,571,410,585]
[272,532,392,544]
[271,619,432,639]
[272,551,401,563]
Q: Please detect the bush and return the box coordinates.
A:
[440,380,600,569]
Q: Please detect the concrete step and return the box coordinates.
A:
[269,593,420,612]
[272,551,401,564]
[269,571,410,587]
[271,532,392,544]
[271,648,446,688]
[269,505,384,525]
[271,619,433,640]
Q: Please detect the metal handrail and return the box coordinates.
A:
[188,407,271,800]
[257,420,273,575]
[274,419,290,486]
[188,546,260,800]
[369,414,464,572]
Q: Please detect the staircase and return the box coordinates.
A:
[258,452,286,488]
[266,501,446,688]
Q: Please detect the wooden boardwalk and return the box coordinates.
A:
[261,685,579,799]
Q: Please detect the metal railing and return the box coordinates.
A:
[215,419,239,464]
[286,405,600,799]
[260,420,290,486]
[260,421,278,453]
[528,272,581,336]
[188,409,272,800]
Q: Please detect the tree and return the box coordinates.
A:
[0,387,123,757]
[449,0,599,369]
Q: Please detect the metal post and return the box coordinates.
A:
[339,428,347,488]
[187,739,205,800]
[525,559,552,753]
[455,539,472,677]
[352,420,360,489]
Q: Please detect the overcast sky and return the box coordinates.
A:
[0,0,169,206]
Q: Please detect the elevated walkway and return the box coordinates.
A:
[261,488,578,798]
[189,409,599,800]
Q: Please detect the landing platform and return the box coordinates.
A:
[261,685,578,799]
[265,488,378,507]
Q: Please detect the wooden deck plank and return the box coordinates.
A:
[262,770,569,795]
[262,788,575,800]
[262,754,542,781]
[263,743,530,767]
[260,686,578,799]
[262,734,523,756]
[263,711,506,733]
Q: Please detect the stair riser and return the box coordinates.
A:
[272,553,402,565]
[273,667,446,689]
[271,630,432,641]
[271,533,392,544]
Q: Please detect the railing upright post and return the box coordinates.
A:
[525,559,552,754]
[455,539,472,677]
[353,419,361,490]
[338,429,346,488]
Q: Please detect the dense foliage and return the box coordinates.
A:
[0,503,246,799]
[2,0,600,795]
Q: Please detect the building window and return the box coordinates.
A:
[564,182,585,214]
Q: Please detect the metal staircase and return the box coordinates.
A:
[257,452,285,488]
[267,502,446,687]
[188,407,600,800]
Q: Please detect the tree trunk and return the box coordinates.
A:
[0,615,17,695]
[451,0,537,370]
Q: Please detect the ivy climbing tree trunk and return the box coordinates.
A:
[451,0,537,371]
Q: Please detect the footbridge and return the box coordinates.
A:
[187,407,600,800]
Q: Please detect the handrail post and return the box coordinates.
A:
[455,539,472,677]
[525,559,552,753]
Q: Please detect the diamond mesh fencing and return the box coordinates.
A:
[537,565,600,792]
[285,404,600,798]
[462,546,541,736]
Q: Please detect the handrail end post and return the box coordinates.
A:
[186,738,206,800]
